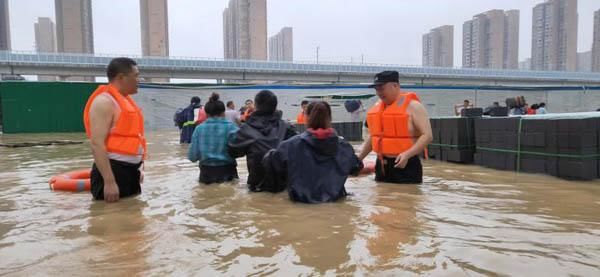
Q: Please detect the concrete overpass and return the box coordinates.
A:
[1,51,600,85]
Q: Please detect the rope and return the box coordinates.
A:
[429,143,475,149]
[476,147,600,159]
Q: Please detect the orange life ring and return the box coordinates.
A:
[359,160,376,175]
[49,169,91,192]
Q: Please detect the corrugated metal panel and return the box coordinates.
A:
[0,82,97,133]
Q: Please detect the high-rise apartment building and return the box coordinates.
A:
[422,25,453,67]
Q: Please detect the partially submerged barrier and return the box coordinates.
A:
[429,113,600,181]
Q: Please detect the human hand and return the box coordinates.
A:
[104,181,120,202]
[394,153,409,168]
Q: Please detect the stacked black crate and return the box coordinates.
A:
[595,117,600,178]
[553,118,598,180]
[474,118,489,167]
[439,118,475,163]
[545,119,560,177]
[519,119,549,174]
[598,116,600,179]
[338,122,363,141]
[427,118,442,160]
[474,117,519,171]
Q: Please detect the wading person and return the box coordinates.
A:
[358,71,432,184]
[228,90,297,192]
[263,101,363,203]
[84,57,146,202]
[188,93,239,184]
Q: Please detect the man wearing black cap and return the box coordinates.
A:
[358,71,432,183]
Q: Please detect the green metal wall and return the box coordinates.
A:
[0,82,98,133]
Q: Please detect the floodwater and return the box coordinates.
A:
[1,130,600,276]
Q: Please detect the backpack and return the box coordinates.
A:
[174,108,186,128]
[344,100,361,113]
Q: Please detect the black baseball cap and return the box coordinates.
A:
[368,70,400,88]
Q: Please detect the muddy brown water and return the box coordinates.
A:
[1,130,600,276]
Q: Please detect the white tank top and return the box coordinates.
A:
[101,92,144,164]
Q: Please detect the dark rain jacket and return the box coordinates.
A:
[228,110,297,192]
[263,129,363,203]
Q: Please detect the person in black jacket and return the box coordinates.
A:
[228,90,297,192]
[263,101,363,203]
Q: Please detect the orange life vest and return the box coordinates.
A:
[83,85,147,159]
[366,92,420,156]
[296,112,306,124]
[241,108,254,121]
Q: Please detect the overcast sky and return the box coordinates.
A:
[7,0,600,66]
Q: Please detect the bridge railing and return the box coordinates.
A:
[1,50,600,82]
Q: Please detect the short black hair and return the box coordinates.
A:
[539,102,546,107]
[191,96,201,105]
[226,101,234,108]
[301,100,309,106]
[255,90,278,114]
[107,57,137,81]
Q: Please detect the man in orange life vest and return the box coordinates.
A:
[358,71,432,183]
[296,100,309,124]
[83,58,146,202]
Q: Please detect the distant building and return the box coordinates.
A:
[577,51,592,72]
[140,0,169,83]
[463,9,519,69]
[422,25,453,67]
[519,58,531,70]
[35,17,57,81]
[223,0,267,60]
[592,9,600,72]
[531,0,578,71]
[0,0,10,50]
[55,0,94,81]
[269,27,293,62]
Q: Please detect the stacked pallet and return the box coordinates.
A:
[473,115,600,180]
[428,117,476,163]
[429,113,600,180]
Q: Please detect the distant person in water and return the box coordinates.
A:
[188,93,239,184]
[225,101,241,125]
[296,100,309,124]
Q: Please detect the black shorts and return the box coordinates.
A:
[199,164,239,184]
[91,159,142,200]
[375,156,423,184]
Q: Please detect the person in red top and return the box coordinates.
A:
[84,58,145,202]
[296,100,309,124]
[526,103,537,115]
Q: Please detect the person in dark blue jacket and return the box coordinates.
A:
[177,96,207,144]
[263,101,363,203]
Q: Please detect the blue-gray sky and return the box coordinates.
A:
[7,0,600,66]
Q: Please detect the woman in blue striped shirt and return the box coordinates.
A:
[188,93,239,184]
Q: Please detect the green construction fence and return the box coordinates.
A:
[0,82,98,133]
